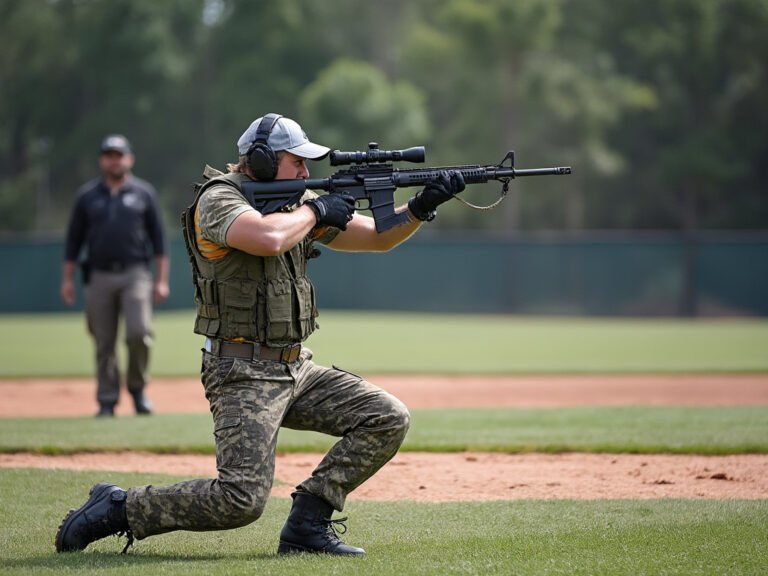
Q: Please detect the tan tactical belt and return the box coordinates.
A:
[207,338,302,363]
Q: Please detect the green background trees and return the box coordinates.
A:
[1,0,766,233]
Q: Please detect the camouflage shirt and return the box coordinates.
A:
[196,183,340,259]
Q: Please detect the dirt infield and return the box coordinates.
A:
[2,373,767,417]
[1,374,767,501]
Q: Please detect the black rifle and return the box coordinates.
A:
[241,143,572,232]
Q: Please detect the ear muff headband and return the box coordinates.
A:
[247,113,282,181]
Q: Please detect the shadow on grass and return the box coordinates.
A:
[1,549,278,570]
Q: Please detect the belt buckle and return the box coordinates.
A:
[281,345,300,363]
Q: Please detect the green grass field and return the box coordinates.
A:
[1,311,767,376]
[1,468,766,576]
[1,407,766,455]
[1,311,766,574]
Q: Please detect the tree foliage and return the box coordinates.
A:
[0,0,765,233]
[299,59,430,152]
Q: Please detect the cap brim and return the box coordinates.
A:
[285,141,330,161]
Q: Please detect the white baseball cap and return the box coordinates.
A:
[237,115,330,160]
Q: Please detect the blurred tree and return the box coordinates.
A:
[189,1,422,205]
[298,59,430,152]
[399,0,559,160]
[396,0,649,231]
[571,0,768,314]
[0,0,204,231]
[517,53,655,229]
[0,0,63,230]
[577,0,768,231]
[1,0,766,235]
[199,1,339,161]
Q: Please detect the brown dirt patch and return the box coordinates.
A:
[1,373,766,417]
[1,374,767,501]
[1,451,766,500]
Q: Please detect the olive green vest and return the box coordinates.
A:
[181,168,318,345]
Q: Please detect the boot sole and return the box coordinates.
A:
[277,540,365,556]
[278,540,314,555]
[277,541,299,555]
[55,482,114,552]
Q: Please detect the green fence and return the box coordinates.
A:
[3,232,767,316]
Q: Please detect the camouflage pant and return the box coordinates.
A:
[126,347,410,539]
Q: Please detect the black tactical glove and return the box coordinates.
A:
[408,170,466,222]
[306,193,356,230]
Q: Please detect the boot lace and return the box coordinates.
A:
[319,517,349,545]
[118,530,135,554]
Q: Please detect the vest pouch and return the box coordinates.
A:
[294,276,318,339]
[265,278,294,343]
[195,277,219,316]
[194,277,221,335]
[222,280,259,339]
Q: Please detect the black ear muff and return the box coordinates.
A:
[246,113,282,180]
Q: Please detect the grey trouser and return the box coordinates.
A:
[84,265,153,406]
[126,348,410,539]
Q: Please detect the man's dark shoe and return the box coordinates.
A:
[131,392,153,415]
[55,482,133,553]
[278,492,365,556]
[96,404,115,417]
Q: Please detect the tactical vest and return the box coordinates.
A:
[181,169,318,345]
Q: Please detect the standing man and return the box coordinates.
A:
[60,134,169,417]
[55,115,463,556]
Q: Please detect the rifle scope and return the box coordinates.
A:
[330,142,425,166]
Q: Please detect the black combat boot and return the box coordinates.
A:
[55,482,133,553]
[96,404,115,417]
[278,492,366,556]
[131,392,153,415]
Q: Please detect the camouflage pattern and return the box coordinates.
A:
[126,347,410,540]
[195,182,252,247]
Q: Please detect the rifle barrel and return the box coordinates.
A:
[514,166,572,177]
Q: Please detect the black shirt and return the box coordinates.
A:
[64,176,166,270]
